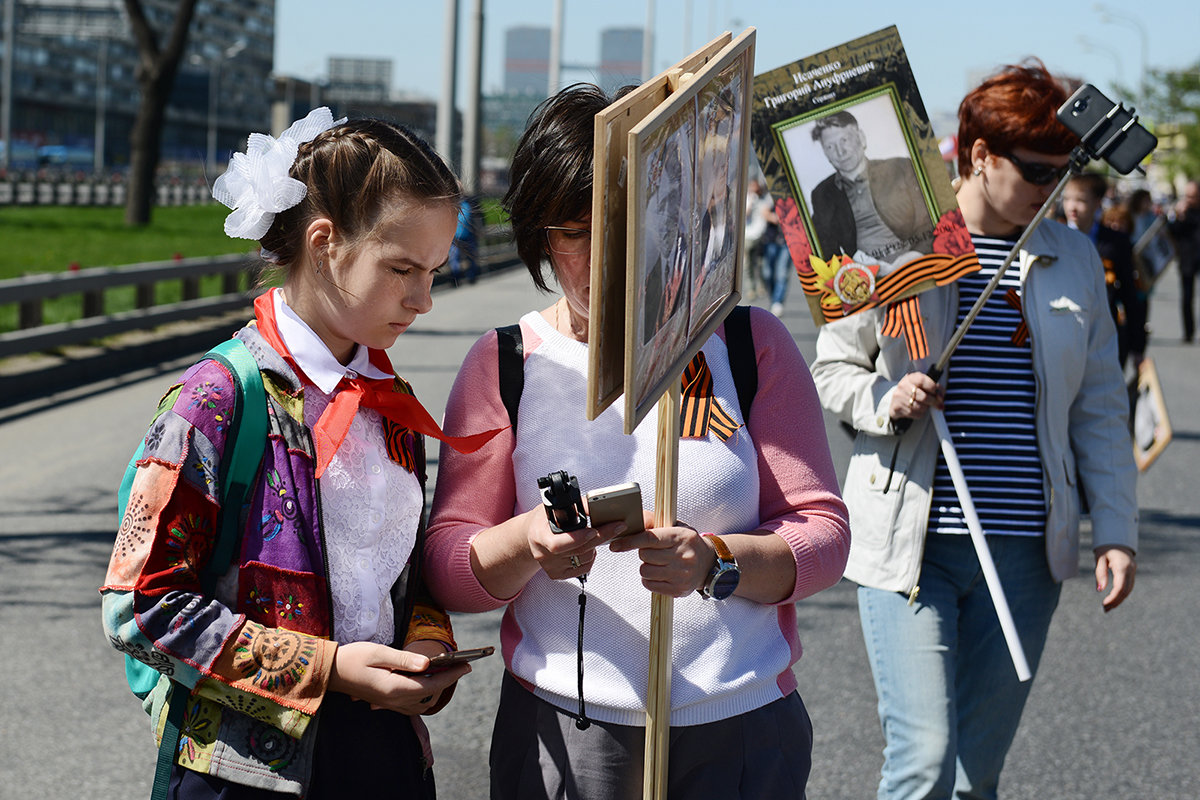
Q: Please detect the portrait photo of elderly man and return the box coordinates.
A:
[809,109,934,270]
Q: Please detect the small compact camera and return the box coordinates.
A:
[538,470,588,533]
[538,471,646,534]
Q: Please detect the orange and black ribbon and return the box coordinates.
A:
[1004,288,1030,347]
[819,252,982,324]
[882,295,929,360]
[679,351,741,441]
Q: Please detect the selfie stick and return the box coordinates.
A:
[899,89,1155,681]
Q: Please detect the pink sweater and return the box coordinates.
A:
[425,306,849,726]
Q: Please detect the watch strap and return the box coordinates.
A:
[707,533,734,564]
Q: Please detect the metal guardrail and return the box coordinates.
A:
[0,253,257,359]
[0,180,214,207]
[0,235,522,360]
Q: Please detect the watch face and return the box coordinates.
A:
[709,565,740,600]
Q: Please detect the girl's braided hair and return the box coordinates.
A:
[259,118,461,267]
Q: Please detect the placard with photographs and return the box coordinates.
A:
[587,32,732,421]
[1130,357,1171,471]
[624,30,755,432]
[1132,214,1177,289]
[751,25,976,327]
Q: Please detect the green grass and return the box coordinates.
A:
[0,205,253,279]
[480,196,509,226]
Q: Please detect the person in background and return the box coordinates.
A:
[448,195,480,285]
[425,83,851,800]
[1167,180,1200,343]
[811,61,1138,800]
[1062,171,1146,367]
[743,178,769,300]
[759,192,793,317]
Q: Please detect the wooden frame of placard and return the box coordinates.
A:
[586,31,733,421]
[622,30,756,434]
[1130,356,1172,471]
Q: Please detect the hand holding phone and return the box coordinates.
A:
[424,646,495,673]
[585,482,645,535]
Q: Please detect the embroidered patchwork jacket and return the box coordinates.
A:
[101,324,454,795]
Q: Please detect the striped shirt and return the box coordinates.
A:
[927,235,1045,537]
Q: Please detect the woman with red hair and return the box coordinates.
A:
[811,61,1139,799]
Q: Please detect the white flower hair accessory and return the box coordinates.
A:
[212,107,347,240]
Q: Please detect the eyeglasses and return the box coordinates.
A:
[996,152,1070,186]
[545,226,592,256]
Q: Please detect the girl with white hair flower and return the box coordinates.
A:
[103,108,499,799]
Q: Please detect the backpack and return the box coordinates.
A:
[495,304,758,430]
[116,336,268,800]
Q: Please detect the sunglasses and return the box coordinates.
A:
[996,151,1070,186]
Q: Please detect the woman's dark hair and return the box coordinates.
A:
[259,118,461,268]
[956,60,1079,179]
[503,83,615,292]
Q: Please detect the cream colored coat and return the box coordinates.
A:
[811,219,1138,593]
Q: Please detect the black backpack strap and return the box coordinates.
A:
[724,305,757,423]
[496,324,524,431]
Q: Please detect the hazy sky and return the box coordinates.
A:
[275,0,1197,121]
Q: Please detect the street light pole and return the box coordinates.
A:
[1094,3,1148,101]
[437,0,458,166]
[1078,35,1126,98]
[94,37,108,173]
[2,0,15,173]
[548,0,563,96]
[207,40,246,169]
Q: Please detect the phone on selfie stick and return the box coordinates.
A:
[1057,84,1157,175]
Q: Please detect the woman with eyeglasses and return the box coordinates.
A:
[424,83,850,799]
[811,61,1138,800]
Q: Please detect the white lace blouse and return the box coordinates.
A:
[275,291,422,645]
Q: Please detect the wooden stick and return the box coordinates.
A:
[644,380,680,800]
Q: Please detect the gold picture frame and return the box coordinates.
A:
[1130,356,1172,472]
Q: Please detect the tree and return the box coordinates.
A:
[123,0,199,227]
[1129,63,1200,186]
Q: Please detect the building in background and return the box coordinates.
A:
[598,27,643,93]
[504,26,550,95]
[2,0,274,173]
[326,56,391,103]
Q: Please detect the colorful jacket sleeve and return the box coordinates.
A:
[101,358,336,740]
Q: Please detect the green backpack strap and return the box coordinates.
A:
[148,336,268,800]
[202,338,269,583]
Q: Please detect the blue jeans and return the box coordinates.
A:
[761,239,792,306]
[857,533,1061,800]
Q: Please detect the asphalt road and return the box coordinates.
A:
[1,265,1197,799]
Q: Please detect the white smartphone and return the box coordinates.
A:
[585,482,644,534]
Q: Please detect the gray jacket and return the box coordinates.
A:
[811,219,1138,593]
